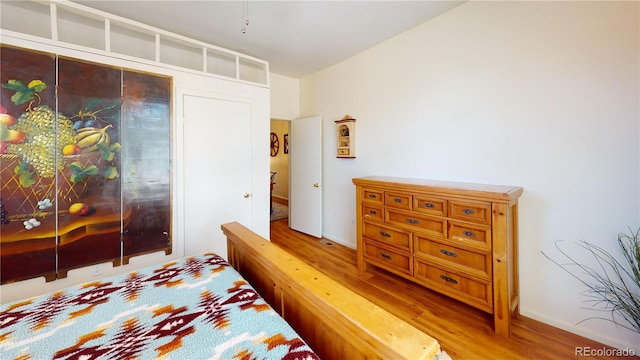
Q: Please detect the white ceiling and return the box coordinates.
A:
[73,1,465,78]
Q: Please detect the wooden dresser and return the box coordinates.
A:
[353,176,523,337]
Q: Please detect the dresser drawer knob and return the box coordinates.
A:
[380,252,392,260]
[368,194,377,199]
[369,210,377,215]
[407,219,420,225]
[439,249,458,258]
[379,231,391,238]
[394,198,402,203]
[463,208,475,215]
[440,275,458,284]
[463,231,475,237]
[424,203,434,208]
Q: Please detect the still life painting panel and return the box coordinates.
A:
[0,45,172,284]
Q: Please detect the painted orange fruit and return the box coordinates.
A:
[62,144,82,155]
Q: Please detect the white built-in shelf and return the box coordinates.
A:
[0,0,269,86]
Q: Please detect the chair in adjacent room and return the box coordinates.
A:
[270,171,277,214]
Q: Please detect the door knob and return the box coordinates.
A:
[313,183,320,188]
[244,193,251,198]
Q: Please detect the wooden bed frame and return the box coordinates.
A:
[221,222,441,360]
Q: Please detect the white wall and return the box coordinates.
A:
[270,73,299,120]
[269,74,298,200]
[300,1,639,352]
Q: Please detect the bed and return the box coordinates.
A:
[1,222,441,360]
[222,222,441,360]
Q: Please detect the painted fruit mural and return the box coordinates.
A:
[0,45,172,284]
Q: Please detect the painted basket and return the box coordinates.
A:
[0,152,103,218]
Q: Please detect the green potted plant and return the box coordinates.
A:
[542,228,640,334]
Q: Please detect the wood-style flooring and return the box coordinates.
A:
[270,219,637,360]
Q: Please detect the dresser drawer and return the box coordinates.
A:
[448,221,491,250]
[363,241,411,276]
[448,200,491,225]
[414,235,491,279]
[413,195,447,216]
[363,222,411,251]
[414,259,492,312]
[385,191,412,210]
[362,204,383,222]
[362,188,384,205]
[386,209,446,238]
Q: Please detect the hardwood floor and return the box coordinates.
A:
[270,219,637,360]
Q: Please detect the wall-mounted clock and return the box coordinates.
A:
[270,132,279,157]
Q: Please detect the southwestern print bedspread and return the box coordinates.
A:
[0,253,320,360]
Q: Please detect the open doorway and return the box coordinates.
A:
[270,119,290,224]
[270,116,322,237]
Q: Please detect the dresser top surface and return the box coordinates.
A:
[352,176,523,201]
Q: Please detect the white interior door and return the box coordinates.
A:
[289,116,322,237]
[182,93,252,257]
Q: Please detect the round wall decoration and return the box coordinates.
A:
[270,132,279,157]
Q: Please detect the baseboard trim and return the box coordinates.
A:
[272,195,288,205]
[321,233,355,250]
[519,308,639,353]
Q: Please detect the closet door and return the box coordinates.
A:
[182,93,252,258]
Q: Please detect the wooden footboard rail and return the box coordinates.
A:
[221,222,440,360]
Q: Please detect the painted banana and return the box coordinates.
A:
[77,124,112,153]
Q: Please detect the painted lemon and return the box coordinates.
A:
[69,202,89,216]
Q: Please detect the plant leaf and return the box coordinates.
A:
[67,161,85,173]
[1,80,27,91]
[15,161,29,173]
[104,166,118,179]
[82,98,101,112]
[11,90,36,105]
[97,143,112,160]
[542,231,640,334]
[14,163,35,187]
[19,171,36,187]
[70,172,85,183]
[27,80,46,92]
[83,164,99,175]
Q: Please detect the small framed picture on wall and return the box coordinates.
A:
[284,134,289,154]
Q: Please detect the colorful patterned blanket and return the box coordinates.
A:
[0,253,320,360]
